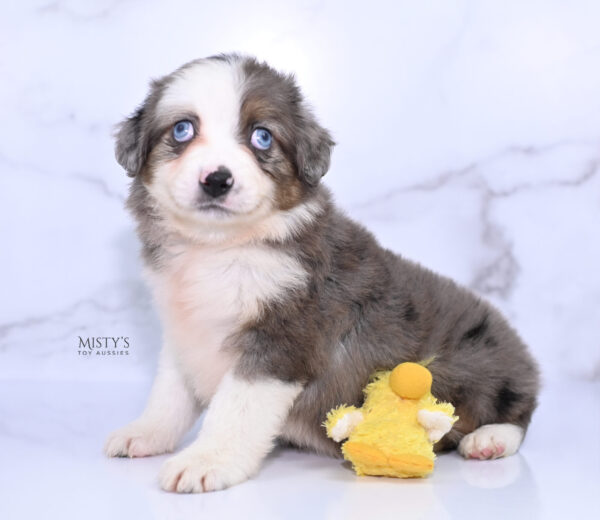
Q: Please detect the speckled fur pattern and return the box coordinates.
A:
[111,54,540,486]
[240,191,540,456]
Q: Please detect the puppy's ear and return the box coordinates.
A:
[115,107,146,177]
[296,107,335,186]
[115,77,167,177]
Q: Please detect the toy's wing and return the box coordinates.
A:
[417,409,457,443]
[324,405,364,442]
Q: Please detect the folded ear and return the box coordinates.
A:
[295,107,335,186]
[114,77,167,177]
[114,107,146,177]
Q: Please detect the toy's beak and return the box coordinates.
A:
[389,362,432,399]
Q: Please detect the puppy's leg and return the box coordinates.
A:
[104,345,200,458]
[159,371,302,493]
[458,423,524,460]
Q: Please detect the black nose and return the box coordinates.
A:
[200,167,234,198]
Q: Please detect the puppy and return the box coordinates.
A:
[104,54,540,492]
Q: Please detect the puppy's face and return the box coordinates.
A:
[116,55,334,242]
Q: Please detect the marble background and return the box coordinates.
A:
[1,0,599,384]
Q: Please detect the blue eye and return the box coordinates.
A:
[250,128,272,150]
[173,120,194,142]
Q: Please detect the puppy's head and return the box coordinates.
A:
[116,55,334,243]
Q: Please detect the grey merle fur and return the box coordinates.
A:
[233,189,539,455]
[118,54,540,458]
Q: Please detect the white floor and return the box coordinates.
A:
[0,379,597,520]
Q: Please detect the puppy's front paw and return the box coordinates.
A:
[104,421,175,458]
[458,424,524,460]
[159,450,249,493]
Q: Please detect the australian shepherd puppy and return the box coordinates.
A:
[104,54,540,493]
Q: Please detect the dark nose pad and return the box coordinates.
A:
[200,166,234,198]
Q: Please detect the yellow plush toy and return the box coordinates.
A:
[324,362,458,478]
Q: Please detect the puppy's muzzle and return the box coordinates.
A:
[200,166,234,198]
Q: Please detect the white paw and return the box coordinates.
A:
[458,424,524,460]
[159,449,250,493]
[104,421,175,458]
[417,409,454,442]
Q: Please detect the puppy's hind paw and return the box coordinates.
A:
[458,423,524,460]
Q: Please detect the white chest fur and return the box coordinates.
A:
[147,243,308,402]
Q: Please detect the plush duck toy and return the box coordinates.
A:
[324,362,458,478]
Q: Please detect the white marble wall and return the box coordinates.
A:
[1,0,598,383]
